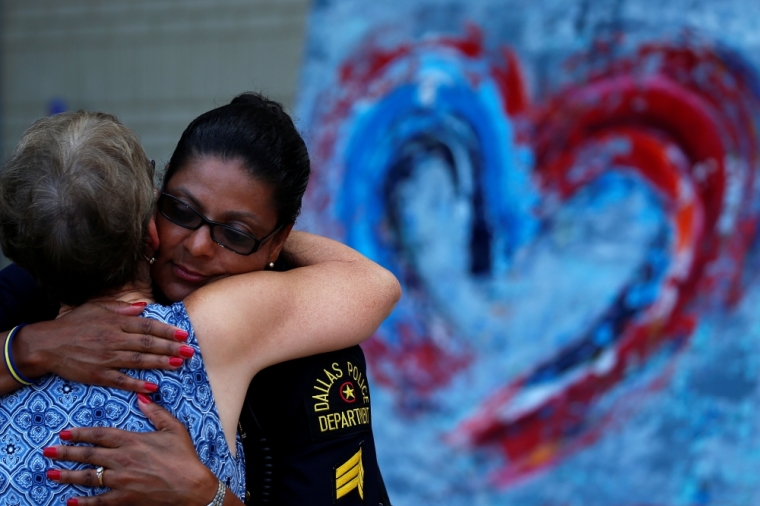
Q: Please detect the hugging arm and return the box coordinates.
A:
[189,230,402,377]
[0,265,191,396]
[0,264,57,394]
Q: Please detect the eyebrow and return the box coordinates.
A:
[167,185,267,228]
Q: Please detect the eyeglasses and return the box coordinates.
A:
[158,193,282,255]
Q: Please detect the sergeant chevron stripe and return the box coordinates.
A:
[335,447,364,500]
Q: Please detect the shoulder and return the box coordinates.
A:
[243,347,385,506]
[249,346,372,445]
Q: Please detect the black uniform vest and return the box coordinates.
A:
[240,345,391,505]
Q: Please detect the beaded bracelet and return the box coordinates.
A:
[4,324,33,386]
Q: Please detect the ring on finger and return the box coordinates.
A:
[96,466,105,487]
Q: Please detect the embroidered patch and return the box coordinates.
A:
[307,360,371,442]
[335,447,364,502]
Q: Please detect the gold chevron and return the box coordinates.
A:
[335,447,364,500]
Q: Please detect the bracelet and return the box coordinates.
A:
[206,479,226,506]
[4,324,33,386]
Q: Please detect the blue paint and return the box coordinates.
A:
[297,1,760,504]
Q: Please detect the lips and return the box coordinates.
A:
[171,262,211,284]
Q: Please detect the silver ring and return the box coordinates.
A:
[96,466,105,487]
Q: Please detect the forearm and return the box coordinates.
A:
[196,475,245,506]
[0,263,60,395]
[281,231,372,268]
[0,330,22,395]
[194,471,246,506]
[221,489,245,506]
[0,323,49,395]
[190,231,401,375]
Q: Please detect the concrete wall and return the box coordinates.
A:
[0,0,311,268]
[2,0,311,164]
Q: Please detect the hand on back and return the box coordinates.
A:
[45,397,227,506]
[14,301,191,394]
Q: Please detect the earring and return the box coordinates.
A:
[144,255,155,265]
[268,262,275,269]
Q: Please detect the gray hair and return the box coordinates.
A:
[0,111,155,305]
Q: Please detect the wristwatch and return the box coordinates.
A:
[207,479,226,506]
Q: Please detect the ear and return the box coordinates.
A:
[147,214,160,253]
[267,223,295,264]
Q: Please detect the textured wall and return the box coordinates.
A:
[297,1,760,505]
[1,0,310,164]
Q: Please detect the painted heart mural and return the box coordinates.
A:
[297,1,760,504]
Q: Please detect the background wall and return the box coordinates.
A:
[1,0,309,165]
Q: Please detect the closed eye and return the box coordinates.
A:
[218,226,256,246]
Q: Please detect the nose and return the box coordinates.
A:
[183,223,216,258]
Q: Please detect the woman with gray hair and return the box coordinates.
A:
[0,110,400,506]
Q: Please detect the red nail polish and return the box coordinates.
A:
[59,430,72,441]
[47,469,61,480]
[68,499,79,506]
[174,329,189,341]
[178,346,195,358]
[137,393,152,404]
[144,382,159,393]
[43,447,57,458]
[131,301,148,307]
[168,357,184,367]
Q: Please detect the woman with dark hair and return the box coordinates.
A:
[0,103,400,505]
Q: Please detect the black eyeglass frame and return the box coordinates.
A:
[158,192,283,256]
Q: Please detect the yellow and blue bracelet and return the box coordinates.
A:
[4,324,33,386]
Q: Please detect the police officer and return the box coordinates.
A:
[0,263,391,505]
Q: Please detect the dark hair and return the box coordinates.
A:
[0,111,155,305]
[162,92,310,225]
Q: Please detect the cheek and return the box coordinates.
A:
[216,252,268,275]
[155,220,186,257]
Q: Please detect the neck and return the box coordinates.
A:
[58,260,156,316]
[93,279,156,305]
[58,280,155,317]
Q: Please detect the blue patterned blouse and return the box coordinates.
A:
[0,302,246,505]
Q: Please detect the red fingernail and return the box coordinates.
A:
[47,469,61,480]
[43,447,57,457]
[131,301,148,307]
[59,430,72,441]
[168,357,184,367]
[178,346,195,358]
[174,329,189,341]
[137,393,152,404]
[68,499,79,506]
[144,382,159,393]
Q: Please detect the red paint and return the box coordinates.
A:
[455,40,760,485]
[309,27,760,489]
